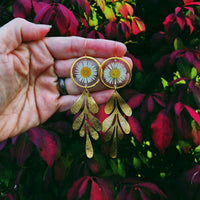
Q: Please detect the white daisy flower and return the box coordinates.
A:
[103,62,127,86]
[75,59,98,85]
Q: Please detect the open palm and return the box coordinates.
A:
[0,18,131,141]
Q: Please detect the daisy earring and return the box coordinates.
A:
[101,50,132,158]
[70,50,102,158]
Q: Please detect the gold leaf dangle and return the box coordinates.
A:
[101,57,132,158]
[71,56,102,158]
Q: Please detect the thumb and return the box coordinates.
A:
[0,18,51,54]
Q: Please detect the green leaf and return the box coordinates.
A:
[174,37,184,50]
[147,150,152,159]
[191,67,197,79]
[161,77,168,89]
[117,159,126,177]
[89,7,98,26]
[104,5,116,21]
[109,159,118,174]
[133,157,141,170]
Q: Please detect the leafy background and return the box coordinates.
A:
[1,0,200,199]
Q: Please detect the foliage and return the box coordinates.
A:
[1,0,200,199]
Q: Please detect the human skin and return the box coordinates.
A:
[0,18,132,141]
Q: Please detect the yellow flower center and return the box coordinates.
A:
[110,69,120,79]
[81,67,92,78]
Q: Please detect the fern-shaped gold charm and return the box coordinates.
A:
[103,90,132,158]
[70,56,102,158]
[101,56,132,158]
[71,89,101,158]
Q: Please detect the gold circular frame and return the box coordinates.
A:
[71,56,101,89]
[100,57,132,89]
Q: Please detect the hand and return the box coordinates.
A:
[0,18,132,141]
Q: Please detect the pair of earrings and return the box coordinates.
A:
[70,53,132,159]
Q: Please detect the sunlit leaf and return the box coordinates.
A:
[96,0,106,12]
[104,5,116,21]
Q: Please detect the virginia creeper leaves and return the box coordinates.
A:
[151,109,173,153]
[27,127,58,168]
[67,176,113,200]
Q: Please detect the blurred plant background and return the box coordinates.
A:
[1,0,200,199]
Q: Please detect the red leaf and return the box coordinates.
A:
[90,180,104,200]
[33,1,48,14]
[131,17,145,35]
[128,116,142,142]
[185,17,194,34]
[147,96,154,113]
[78,177,90,198]
[176,15,185,30]
[138,188,149,200]
[184,0,194,4]
[117,186,128,200]
[184,6,195,15]
[118,3,133,19]
[56,4,79,36]
[174,102,185,116]
[185,105,200,127]
[80,17,89,29]
[105,21,117,39]
[95,177,114,200]
[126,3,134,16]
[87,30,104,39]
[184,2,200,6]
[135,182,167,198]
[163,13,175,32]
[34,3,54,24]
[153,96,166,107]
[27,127,57,168]
[127,189,136,200]
[67,176,90,200]
[84,0,91,18]
[128,93,145,109]
[13,0,32,18]
[175,7,182,15]
[151,109,173,153]
[126,53,143,72]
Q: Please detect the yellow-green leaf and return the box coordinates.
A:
[104,5,116,21]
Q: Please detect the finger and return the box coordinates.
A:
[58,90,113,112]
[55,57,133,78]
[44,36,127,60]
[0,18,51,54]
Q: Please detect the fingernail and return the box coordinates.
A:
[36,24,52,29]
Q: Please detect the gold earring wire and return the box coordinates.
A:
[100,42,132,158]
[70,39,102,158]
